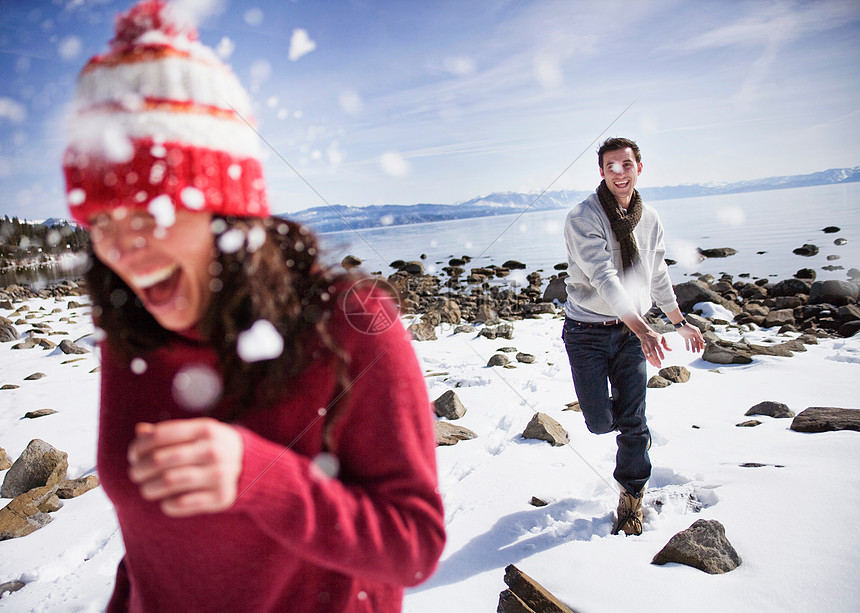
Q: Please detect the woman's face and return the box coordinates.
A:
[89,207,215,332]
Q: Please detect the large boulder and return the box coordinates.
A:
[810,280,859,306]
[790,407,860,433]
[1,440,69,498]
[673,281,741,315]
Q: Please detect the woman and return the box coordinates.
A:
[63,2,445,611]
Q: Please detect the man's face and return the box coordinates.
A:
[599,147,642,207]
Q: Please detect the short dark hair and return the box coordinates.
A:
[598,137,641,168]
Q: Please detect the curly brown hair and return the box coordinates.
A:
[85,216,351,420]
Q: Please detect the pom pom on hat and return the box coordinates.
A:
[63,0,269,226]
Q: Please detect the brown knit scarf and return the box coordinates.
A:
[597,179,642,270]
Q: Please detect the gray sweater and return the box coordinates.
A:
[563,192,679,322]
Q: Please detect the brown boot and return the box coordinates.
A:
[612,489,644,536]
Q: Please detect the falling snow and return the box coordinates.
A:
[236,319,284,362]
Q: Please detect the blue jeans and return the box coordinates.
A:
[562,317,650,495]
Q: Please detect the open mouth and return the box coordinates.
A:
[132,264,180,307]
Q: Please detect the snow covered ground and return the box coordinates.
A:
[1,296,859,612]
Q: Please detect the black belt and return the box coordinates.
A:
[567,317,624,327]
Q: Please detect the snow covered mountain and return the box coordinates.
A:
[288,167,860,233]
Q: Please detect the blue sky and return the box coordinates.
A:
[0,0,858,221]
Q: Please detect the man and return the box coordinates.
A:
[562,137,704,536]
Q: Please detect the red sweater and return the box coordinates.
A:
[97,290,445,612]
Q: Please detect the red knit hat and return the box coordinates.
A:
[63,0,269,226]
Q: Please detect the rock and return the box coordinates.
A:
[652,519,742,574]
[24,372,46,380]
[1,385,20,391]
[834,238,847,246]
[399,261,425,275]
[745,401,795,419]
[736,420,762,427]
[408,319,437,342]
[841,321,860,337]
[434,421,478,446]
[488,354,511,367]
[810,280,859,306]
[659,365,690,383]
[647,375,672,388]
[529,497,548,507]
[341,255,362,269]
[790,407,860,433]
[698,247,737,258]
[427,298,461,325]
[516,352,535,364]
[480,323,514,340]
[0,484,59,540]
[56,475,100,499]
[475,304,501,325]
[498,564,576,613]
[454,324,475,334]
[433,390,467,420]
[684,313,714,333]
[673,281,741,315]
[502,260,527,270]
[794,268,816,281]
[24,409,58,419]
[1,439,69,498]
[702,343,753,365]
[564,401,581,412]
[770,278,811,297]
[0,320,20,342]
[792,243,819,256]
[522,302,556,316]
[822,226,840,233]
[0,580,26,597]
[0,448,11,470]
[763,309,796,328]
[522,413,569,446]
[543,276,567,303]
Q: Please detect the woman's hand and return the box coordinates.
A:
[127,418,243,518]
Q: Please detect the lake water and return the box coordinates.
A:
[319,183,860,284]
[2,183,857,290]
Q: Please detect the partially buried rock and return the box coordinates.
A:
[0,448,10,471]
[433,421,477,446]
[0,484,59,541]
[59,339,89,355]
[24,409,58,419]
[487,353,511,367]
[792,243,819,256]
[698,247,737,258]
[736,420,762,427]
[522,413,569,446]
[516,352,535,364]
[652,519,742,574]
[745,401,795,419]
[57,475,100,499]
[659,365,690,383]
[498,564,576,613]
[790,407,860,433]
[1,439,69,498]
[408,319,436,342]
[647,375,672,388]
[433,390,467,420]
